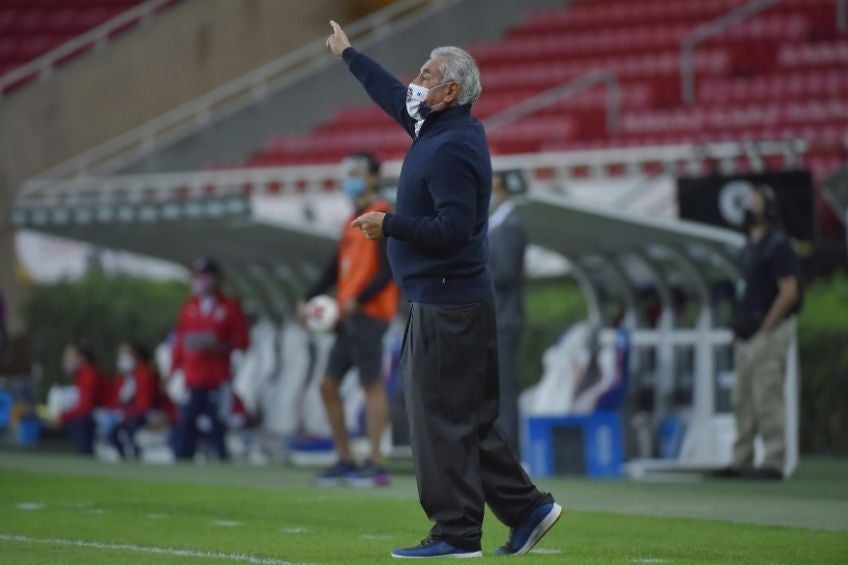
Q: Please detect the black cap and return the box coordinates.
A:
[192,257,222,277]
[345,151,381,175]
[72,339,96,363]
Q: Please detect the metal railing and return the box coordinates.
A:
[681,0,848,105]
[680,0,782,105]
[484,69,621,135]
[14,140,806,210]
[0,0,174,98]
[28,0,447,182]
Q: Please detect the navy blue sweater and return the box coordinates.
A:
[343,47,494,305]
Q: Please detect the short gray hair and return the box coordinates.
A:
[430,46,482,105]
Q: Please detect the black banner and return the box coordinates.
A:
[677,170,816,242]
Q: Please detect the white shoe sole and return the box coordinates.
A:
[513,503,563,556]
[391,550,482,559]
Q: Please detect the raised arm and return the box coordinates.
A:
[326,20,414,136]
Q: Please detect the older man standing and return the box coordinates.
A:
[327,21,560,559]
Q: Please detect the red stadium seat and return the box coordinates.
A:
[245,0,847,183]
[0,0,177,97]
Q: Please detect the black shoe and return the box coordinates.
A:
[740,467,783,481]
[314,460,358,486]
[391,536,482,559]
[344,460,391,488]
[495,502,563,556]
[712,466,742,479]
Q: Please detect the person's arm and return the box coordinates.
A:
[356,238,393,304]
[127,366,156,419]
[304,250,339,301]
[326,20,414,136]
[382,141,477,250]
[489,218,526,289]
[139,367,157,413]
[170,308,186,373]
[760,276,798,332]
[342,48,414,137]
[227,301,250,352]
[759,238,800,333]
[60,371,95,424]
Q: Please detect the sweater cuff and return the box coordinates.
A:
[383,212,415,240]
[341,46,358,65]
[382,212,394,237]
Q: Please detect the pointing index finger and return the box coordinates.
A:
[330,20,341,33]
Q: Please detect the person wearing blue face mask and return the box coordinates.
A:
[327,20,559,560]
[297,152,399,488]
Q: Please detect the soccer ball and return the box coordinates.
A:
[304,295,340,334]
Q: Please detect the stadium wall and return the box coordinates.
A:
[0,0,375,333]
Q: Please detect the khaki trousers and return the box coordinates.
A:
[732,318,794,471]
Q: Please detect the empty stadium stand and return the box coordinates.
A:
[246,0,847,183]
[0,0,178,96]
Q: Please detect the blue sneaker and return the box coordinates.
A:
[345,460,392,488]
[314,460,358,486]
[495,502,562,556]
[391,537,481,559]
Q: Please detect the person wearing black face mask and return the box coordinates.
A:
[724,184,802,481]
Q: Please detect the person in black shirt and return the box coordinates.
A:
[728,183,801,480]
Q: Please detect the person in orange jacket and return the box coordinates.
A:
[172,259,249,461]
[298,152,399,487]
[59,341,110,455]
[107,341,162,460]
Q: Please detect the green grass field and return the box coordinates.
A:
[1,452,846,564]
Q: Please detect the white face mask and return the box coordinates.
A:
[117,352,136,373]
[405,81,451,121]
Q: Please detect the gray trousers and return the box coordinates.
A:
[402,301,551,550]
[732,318,794,471]
[496,327,521,453]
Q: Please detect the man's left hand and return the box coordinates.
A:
[351,211,386,240]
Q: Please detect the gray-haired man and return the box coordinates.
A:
[327,20,560,560]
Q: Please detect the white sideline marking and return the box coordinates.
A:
[531,548,563,555]
[281,527,308,534]
[632,559,669,564]
[15,502,44,511]
[0,533,313,564]
[211,520,241,527]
